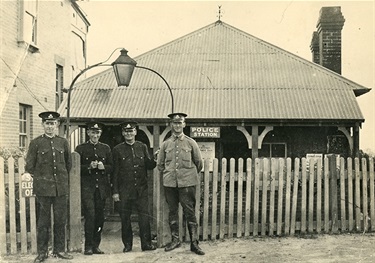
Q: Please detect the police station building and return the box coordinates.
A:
[59,13,370,165]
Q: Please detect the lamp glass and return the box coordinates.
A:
[113,64,136,87]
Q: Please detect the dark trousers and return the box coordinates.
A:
[164,186,197,225]
[118,191,152,249]
[82,188,105,250]
[36,195,67,254]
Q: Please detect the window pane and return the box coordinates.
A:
[19,104,30,148]
[272,144,286,158]
[24,12,35,43]
[259,144,271,158]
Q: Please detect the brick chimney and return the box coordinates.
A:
[310,31,320,64]
[311,6,345,74]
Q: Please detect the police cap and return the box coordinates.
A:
[168,112,187,122]
[86,122,104,131]
[120,121,138,131]
[38,111,60,122]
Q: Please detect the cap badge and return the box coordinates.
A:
[48,114,53,119]
[94,124,99,128]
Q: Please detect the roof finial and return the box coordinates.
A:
[217,5,223,21]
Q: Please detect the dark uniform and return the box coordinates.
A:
[112,122,156,252]
[25,111,72,261]
[75,122,112,254]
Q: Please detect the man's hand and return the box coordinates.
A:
[153,149,160,161]
[97,161,105,170]
[112,193,120,202]
[90,160,98,169]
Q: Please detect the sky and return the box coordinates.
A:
[78,0,375,154]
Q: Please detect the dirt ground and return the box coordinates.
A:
[2,222,375,263]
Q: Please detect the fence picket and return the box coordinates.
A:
[316,158,322,233]
[290,158,300,235]
[340,158,346,231]
[195,174,201,238]
[202,159,210,240]
[29,195,37,253]
[244,158,252,236]
[308,159,315,233]
[284,158,292,234]
[18,158,27,253]
[211,159,219,239]
[277,158,284,236]
[324,157,330,233]
[228,158,235,238]
[301,158,307,234]
[355,158,361,231]
[261,158,269,236]
[0,157,6,255]
[329,155,339,233]
[362,158,368,232]
[348,158,354,231]
[370,158,375,231]
[8,157,17,253]
[236,159,244,237]
[253,158,260,236]
[219,158,227,239]
[269,159,276,236]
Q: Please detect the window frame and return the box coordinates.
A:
[18,0,39,52]
[259,142,287,158]
[19,104,31,149]
[55,64,64,110]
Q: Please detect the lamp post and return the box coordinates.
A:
[65,48,134,140]
[112,49,174,114]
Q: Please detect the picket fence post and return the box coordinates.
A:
[68,152,82,251]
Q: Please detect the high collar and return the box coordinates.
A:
[89,140,98,145]
[172,133,184,141]
[125,141,135,146]
[44,134,55,139]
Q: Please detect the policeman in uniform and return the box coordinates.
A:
[157,113,205,255]
[25,111,73,262]
[112,121,157,252]
[75,122,113,255]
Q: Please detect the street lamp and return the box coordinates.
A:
[65,48,133,140]
[112,48,174,114]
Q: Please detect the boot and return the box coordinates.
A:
[188,222,205,255]
[165,222,181,252]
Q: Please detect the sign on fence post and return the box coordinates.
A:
[328,154,339,233]
[21,173,34,197]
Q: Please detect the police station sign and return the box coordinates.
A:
[21,173,34,197]
[190,127,220,138]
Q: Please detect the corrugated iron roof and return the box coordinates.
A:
[59,21,369,122]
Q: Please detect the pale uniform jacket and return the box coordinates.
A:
[157,133,203,187]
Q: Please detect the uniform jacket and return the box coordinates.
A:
[157,133,203,188]
[112,141,156,200]
[75,141,113,199]
[25,134,72,196]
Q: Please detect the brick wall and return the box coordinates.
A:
[0,0,88,148]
